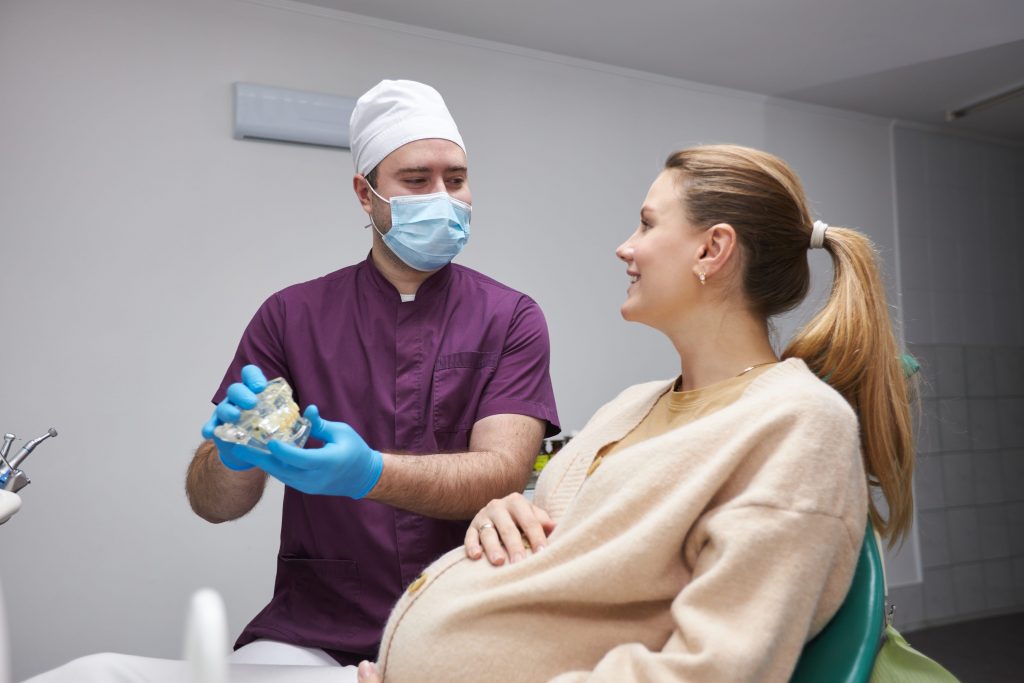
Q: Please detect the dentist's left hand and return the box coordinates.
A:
[243,405,384,499]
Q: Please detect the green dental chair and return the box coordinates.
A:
[791,354,920,682]
[790,520,886,683]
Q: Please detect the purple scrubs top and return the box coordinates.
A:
[212,254,559,664]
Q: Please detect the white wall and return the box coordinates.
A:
[887,124,1024,631]
[1,0,910,678]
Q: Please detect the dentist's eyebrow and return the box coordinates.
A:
[394,165,468,175]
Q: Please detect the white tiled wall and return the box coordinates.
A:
[890,124,1024,631]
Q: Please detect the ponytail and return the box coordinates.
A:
[783,227,914,545]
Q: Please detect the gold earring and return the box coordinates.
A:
[698,271,706,286]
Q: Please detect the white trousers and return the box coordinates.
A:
[22,641,358,683]
[228,640,343,667]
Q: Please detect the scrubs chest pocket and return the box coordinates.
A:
[432,351,499,432]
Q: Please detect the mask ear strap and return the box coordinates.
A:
[365,179,390,205]
[367,218,387,239]
[364,179,390,237]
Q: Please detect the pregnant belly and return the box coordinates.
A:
[378,546,674,682]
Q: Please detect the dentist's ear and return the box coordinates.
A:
[353,174,374,212]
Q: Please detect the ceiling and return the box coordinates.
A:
[296,0,1024,145]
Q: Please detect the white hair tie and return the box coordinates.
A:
[810,220,829,250]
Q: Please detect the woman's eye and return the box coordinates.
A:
[640,221,652,232]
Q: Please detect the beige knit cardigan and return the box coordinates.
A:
[379,358,869,682]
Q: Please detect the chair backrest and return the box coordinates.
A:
[790,520,886,683]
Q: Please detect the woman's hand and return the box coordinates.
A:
[357,661,380,682]
[465,492,556,566]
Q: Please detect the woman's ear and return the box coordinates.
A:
[693,223,738,281]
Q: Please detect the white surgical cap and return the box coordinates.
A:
[349,79,465,176]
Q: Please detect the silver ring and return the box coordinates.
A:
[479,522,495,533]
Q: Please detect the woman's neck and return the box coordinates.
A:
[669,308,777,392]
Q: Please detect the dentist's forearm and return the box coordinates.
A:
[185,440,268,523]
[365,414,545,519]
[366,449,532,520]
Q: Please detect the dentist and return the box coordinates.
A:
[186,80,560,667]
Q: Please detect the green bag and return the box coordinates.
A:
[868,354,958,682]
[869,622,959,682]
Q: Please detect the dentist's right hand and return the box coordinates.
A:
[200,364,268,471]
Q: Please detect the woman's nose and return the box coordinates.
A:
[616,242,635,263]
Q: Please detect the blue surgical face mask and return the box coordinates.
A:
[366,183,472,272]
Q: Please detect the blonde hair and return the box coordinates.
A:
[665,144,914,544]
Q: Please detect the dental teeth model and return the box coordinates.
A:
[214,378,310,453]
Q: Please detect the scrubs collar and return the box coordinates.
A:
[361,251,453,302]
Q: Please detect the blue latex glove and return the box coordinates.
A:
[200,364,268,471]
[241,404,383,499]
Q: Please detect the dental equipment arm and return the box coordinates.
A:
[7,427,58,469]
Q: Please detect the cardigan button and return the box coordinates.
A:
[407,573,427,594]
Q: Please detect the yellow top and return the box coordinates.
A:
[590,363,776,475]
